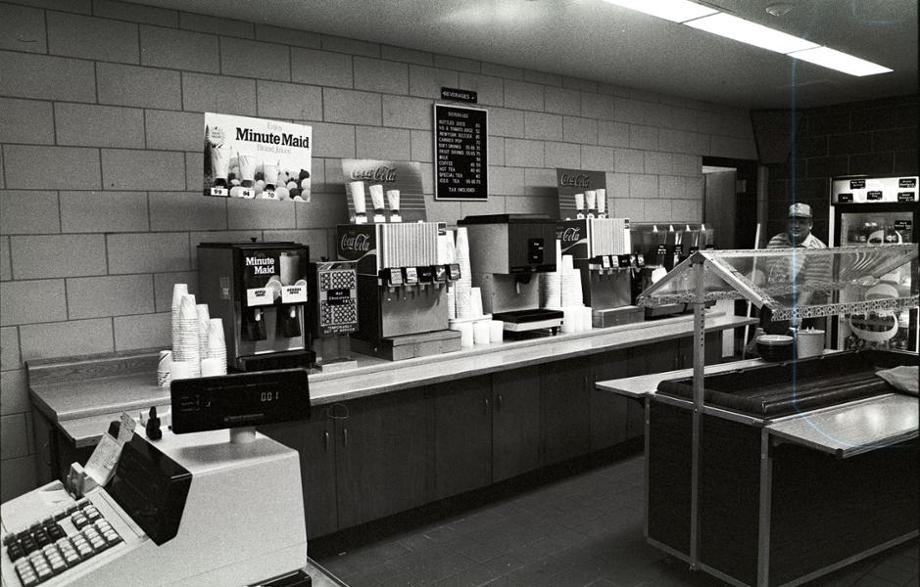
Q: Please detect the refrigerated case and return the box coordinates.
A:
[830,175,919,351]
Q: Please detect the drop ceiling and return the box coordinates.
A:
[134,0,917,109]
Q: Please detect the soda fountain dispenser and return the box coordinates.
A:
[336,222,462,360]
[197,242,312,371]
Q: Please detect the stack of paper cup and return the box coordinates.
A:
[454,228,474,319]
[447,286,456,319]
[173,295,200,377]
[470,287,484,318]
[540,242,562,309]
[489,320,504,344]
[450,321,474,348]
[157,350,172,388]
[171,360,197,381]
[201,357,225,377]
[171,283,188,354]
[196,304,210,361]
[560,255,584,307]
[205,318,227,371]
[473,320,490,345]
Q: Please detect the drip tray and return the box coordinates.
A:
[493,309,564,333]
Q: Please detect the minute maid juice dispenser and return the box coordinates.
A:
[198,242,313,371]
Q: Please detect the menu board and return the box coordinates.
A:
[434,104,488,201]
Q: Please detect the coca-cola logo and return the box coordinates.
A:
[351,166,397,183]
[561,227,582,242]
[340,233,371,252]
[560,173,590,188]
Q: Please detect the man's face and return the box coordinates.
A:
[787,216,812,245]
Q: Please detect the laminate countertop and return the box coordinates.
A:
[29,312,755,447]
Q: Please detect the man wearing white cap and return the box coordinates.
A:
[761,202,829,334]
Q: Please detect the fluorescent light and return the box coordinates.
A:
[684,13,819,54]
[601,0,717,23]
[788,46,893,76]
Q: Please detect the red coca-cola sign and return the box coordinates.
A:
[340,232,372,253]
[350,166,398,183]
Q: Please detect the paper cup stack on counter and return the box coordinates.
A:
[203,318,228,376]
[160,283,228,387]
[173,294,201,379]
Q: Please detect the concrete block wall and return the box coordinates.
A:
[0,0,757,500]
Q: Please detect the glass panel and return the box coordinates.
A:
[839,211,914,246]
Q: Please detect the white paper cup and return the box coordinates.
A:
[470,287,484,318]
[562,307,578,333]
[171,283,189,310]
[201,357,227,377]
[473,320,490,345]
[450,322,474,348]
[489,320,504,343]
[170,360,198,381]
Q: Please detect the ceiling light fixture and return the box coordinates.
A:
[600,0,717,23]
[685,12,818,54]
[787,46,893,77]
[602,0,892,77]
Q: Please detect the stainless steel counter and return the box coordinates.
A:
[29,312,754,447]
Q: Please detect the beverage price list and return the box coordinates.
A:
[434,104,488,200]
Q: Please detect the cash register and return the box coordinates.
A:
[1,369,311,587]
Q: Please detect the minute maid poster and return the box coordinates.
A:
[204,113,312,202]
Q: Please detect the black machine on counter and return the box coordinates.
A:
[558,217,643,327]
[458,214,563,334]
[197,242,312,372]
[336,222,461,360]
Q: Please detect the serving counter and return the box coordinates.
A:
[27,311,753,539]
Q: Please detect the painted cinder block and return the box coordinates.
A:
[107,232,190,273]
[149,192,227,231]
[523,70,562,87]
[19,318,114,362]
[644,199,673,222]
[323,88,381,126]
[263,229,329,260]
[255,25,321,49]
[189,230,260,270]
[356,126,410,160]
[10,235,107,279]
[659,128,709,155]
[544,87,581,117]
[46,12,138,63]
[659,175,687,200]
[354,57,408,95]
[563,117,598,145]
[544,141,580,169]
[227,199,297,230]
[580,145,615,172]
[630,174,659,199]
[672,199,703,223]
[60,191,149,233]
[0,52,96,102]
[0,237,10,280]
[221,37,291,82]
[488,166,525,196]
[504,139,544,168]
[93,0,178,27]
[614,97,651,125]
[411,130,432,163]
[563,77,598,94]
[383,95,432,131]
[114,312,169,351]
[487,108,524,139]
[0,414,28,460]
[644,151,676,175]
[321,35,379,58]
[3,145,101,190]
[139,25,219,73]
[55,103,145,148]
[97,62,182,110]
[0,4,46,53]
[456,73,503,107]
[613,148,645,174]
[0,370,28,416]
[257,81,323,121]
[292,48,353,88]
[185,152,203,191]
[598,121,630,148]
[145,110,204,151]
[611,198,645,222]
[524,112,563,141]
[433,54,480,74]
[0,280,67,326]
[581,92,615,121]
[311,122,356,159]
[504,80,544,112]
[488,137,504,167]
[0,191,60,235]
[629,125,660,151]
[67,274,154,319]
[182,72,257,115]
[179,12,253,39]
[0,326,20,370]
[482,62,523,81]
[606,173,630,200]
[101,149,186,191]
[382,46,432,66]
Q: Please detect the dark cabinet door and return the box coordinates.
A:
[335,389,430,529]
[589,350,630,450]
[492,368,542,482]
[628,338,681,376]
[676,331,726,369]
[259,408,338,539]
[541,358,591,465]
[432,376,492,500]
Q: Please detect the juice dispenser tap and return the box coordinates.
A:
[244,307,267,341]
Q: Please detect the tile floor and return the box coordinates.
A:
[313,454,918,587]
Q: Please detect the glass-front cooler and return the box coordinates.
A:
[830,175,919,351]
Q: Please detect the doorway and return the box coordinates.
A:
[701,156,759,250]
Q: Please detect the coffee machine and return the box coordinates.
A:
[197,242,313,371]
[336,222,462,360]
[458,214,563,333]
[558,217,643,327]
